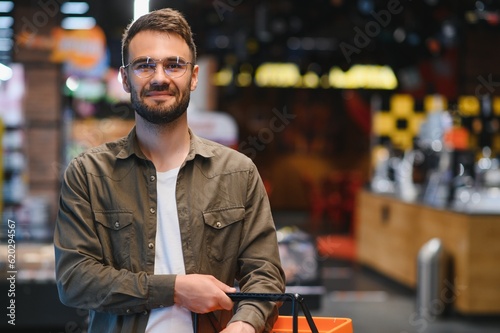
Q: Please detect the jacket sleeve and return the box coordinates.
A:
[53,158,173,314]
[229,164,286,332]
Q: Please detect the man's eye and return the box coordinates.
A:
[135,63,155,70]
[166,63,183,70]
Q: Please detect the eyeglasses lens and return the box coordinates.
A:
[131,57,188,78]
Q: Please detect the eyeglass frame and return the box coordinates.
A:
[122,55,194,79]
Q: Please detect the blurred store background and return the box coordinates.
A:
[1,0,500,332]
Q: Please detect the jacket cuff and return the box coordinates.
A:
[229,304,267,333]
[147,274,176,309]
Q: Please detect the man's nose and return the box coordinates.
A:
[150,64,172,84]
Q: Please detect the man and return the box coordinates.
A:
[54,8,285,333]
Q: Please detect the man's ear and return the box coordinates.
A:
[120,67,131,93]
[190,64,199,91]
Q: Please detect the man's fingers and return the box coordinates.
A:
[175,274,238,312]
[218,293,234,311]
[210,277,235,310]
[212,277,237,293]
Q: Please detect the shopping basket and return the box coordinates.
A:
[194,293,353,333]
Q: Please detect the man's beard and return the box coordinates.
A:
[131,83,190,125]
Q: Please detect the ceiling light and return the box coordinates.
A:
[134,0,150,21]
[61,17,96,30]
[61,2,89,15]
[0,16,13,28]
[0,1,14,13]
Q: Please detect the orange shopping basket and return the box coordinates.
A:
[194,293,353,333]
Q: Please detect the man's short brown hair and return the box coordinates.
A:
[121,8,197,66]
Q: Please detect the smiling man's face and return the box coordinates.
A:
[121,30,198,125]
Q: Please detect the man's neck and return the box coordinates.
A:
[135,114,190,172]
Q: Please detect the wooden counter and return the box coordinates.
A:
[356,190,500,314]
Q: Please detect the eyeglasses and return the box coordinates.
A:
[123,56,193,79]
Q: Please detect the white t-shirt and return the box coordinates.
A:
[146,167,193,333]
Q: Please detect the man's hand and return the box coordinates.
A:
[174,274,236,313]
[221,321,256,333]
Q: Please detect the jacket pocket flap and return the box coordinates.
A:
[203,207,245,229]
[94,211,133,230]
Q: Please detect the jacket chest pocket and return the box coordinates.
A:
[203,207,245,263]
[94,211,133,269]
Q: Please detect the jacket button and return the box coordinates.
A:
[150,208,156,214]
[148,243,154,249]
[126,309,131,314]
[150,175,156,182]
[114,221,120,229]
[216,222,222,228]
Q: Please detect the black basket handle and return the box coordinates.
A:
[193,292,319,333]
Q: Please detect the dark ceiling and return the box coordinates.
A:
[72,0,500,85]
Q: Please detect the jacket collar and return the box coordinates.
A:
[116,126,215,161]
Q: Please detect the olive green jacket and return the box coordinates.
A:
[54,127,285,333]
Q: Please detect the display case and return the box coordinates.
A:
[356,189,500,314]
